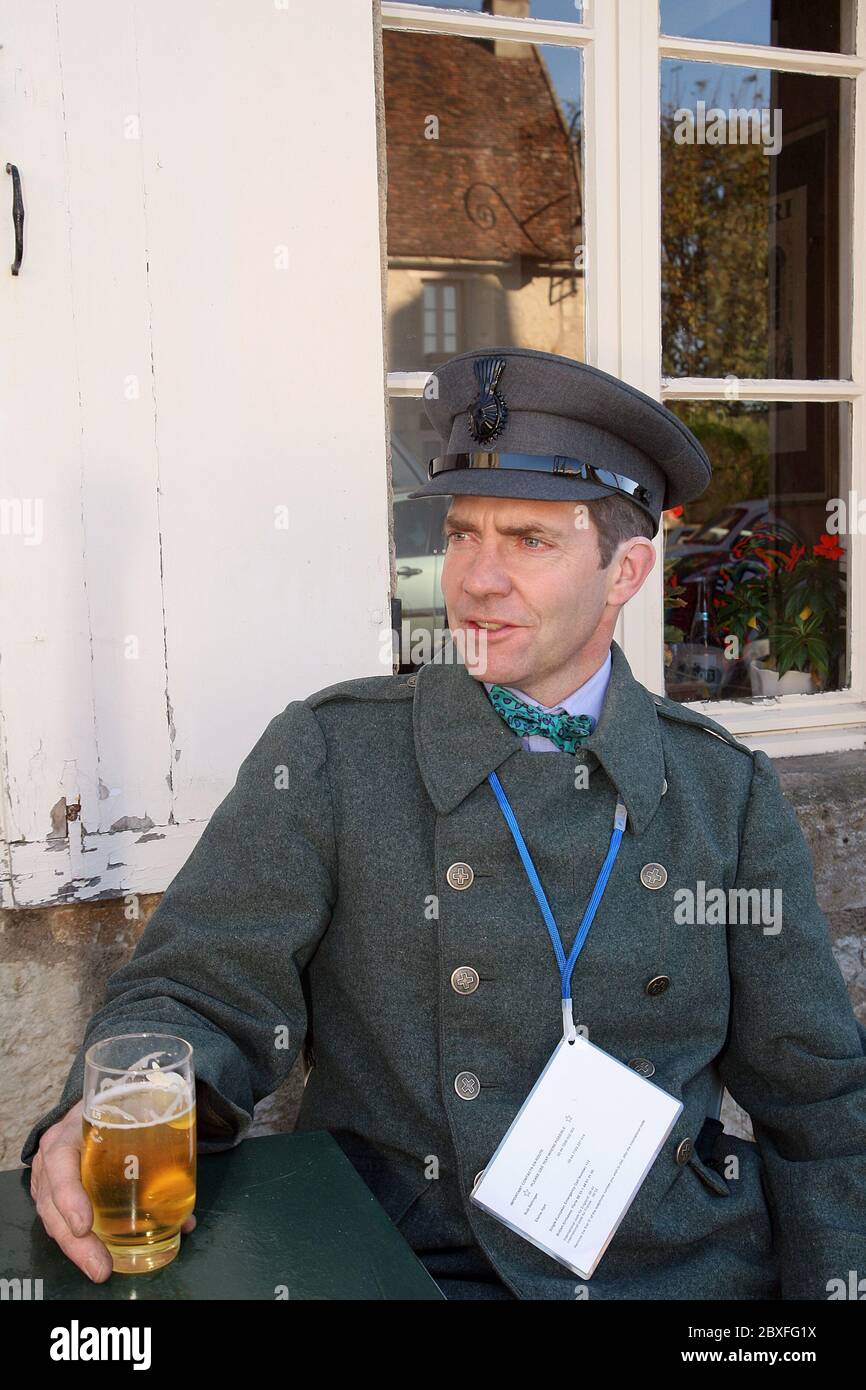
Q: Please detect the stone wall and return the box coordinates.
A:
[722,750,866,1139]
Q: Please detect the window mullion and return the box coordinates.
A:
[582,0,617,374]
[844,0,866,708]
[611,0,665,694]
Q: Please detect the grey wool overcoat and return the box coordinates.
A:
[22,637,866,1301]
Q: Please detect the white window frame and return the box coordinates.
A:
[381,0,866,759]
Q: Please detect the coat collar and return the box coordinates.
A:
[412,635,666,835]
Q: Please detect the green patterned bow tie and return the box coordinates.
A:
[486,685,595,753]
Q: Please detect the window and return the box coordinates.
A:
[381,0,865,757]
[422,281,460,357]
[659,0,853,54]
[382,11,585,373]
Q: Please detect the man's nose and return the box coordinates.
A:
[460,540,512,595]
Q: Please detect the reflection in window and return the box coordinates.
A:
[383,28,584,370]
[423,282,459,355]
[390,398,452,669]
[683,506,750,548]
[394,497,435,557]
[659,0,854,54]
[662,401,850,703]
[401,1,585,23]
[660,62,852,379]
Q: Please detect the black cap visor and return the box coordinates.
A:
[405,451,658,534]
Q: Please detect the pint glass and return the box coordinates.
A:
[81,1033,196,1274]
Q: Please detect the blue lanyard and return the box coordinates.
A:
[487,769,627,1042]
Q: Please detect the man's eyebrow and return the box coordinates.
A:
[442,515,562,540]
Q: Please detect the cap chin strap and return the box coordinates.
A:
[428,451,652,508]
[427,451,657,530]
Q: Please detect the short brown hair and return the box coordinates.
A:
[588,495,655,569]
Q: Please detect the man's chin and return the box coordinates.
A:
[449,626,528,683]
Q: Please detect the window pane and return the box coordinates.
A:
[394,496,434,556]
[397,1,585,23]
[391,397,439,492]
[390,397,451,669]
[661,62,853,379]
[389,394,439,492]
[660,0,856,54]
[662,400,850,703]
[383,29,584,369]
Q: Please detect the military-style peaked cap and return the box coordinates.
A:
[406,346,712,537]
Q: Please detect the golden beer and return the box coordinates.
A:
[81,1037,196,1274]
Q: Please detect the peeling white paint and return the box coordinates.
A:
[4,819,206,907]
[108,814,155,834]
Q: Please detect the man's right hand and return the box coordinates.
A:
[29,1099,196,1282]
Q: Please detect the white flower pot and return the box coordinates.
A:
[752,662,816,696]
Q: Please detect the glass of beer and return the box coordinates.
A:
[81,1033,196,1274]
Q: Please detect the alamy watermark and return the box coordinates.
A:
[0,497,43,545]
[826,490,866,536]
[380,623,489,669]
[673,101,783,156]
[674,881,782,934]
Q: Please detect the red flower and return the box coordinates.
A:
[813,532,844,562]
[666,505,684,518]
[784,543,806,572]
[712,597,723,607]
[668,572,679,588]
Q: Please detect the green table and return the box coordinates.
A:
[1,1131,445,1300]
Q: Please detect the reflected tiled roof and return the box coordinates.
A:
[383,30,582,264]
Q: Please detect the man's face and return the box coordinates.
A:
[439,493,654,698]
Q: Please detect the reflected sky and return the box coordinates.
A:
[660,0,849,53]
[660,0,773,45]
[401,1,584,20]
[662,60,775,115]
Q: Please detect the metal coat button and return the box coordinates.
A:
[645,974,671,996]
[451,966,480,995]
[628,1057,655,1077]
[640,862,668,890]
[405,675,417,687]
[446,862,475,890]
[675,1137,694,1164]
[661,777,668,795]
[454,1071,481,1100]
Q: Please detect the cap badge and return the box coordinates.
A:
[468,356,508,444]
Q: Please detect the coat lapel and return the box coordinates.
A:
[581,639,667,835]
[412,633,665,835]
[412,632,520,815]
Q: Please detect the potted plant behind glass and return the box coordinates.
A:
[663,560,732,697]
[663,557,689,668]
[712,530,846,696]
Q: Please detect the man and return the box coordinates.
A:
[23,347,866,1301]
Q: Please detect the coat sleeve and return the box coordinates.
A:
[716,747,866,1299]
[20,698,337,1164]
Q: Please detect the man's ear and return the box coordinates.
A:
[608,537,657,603]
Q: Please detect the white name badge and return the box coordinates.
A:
[470,1033,683,1279]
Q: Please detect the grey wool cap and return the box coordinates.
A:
[406,345,712,537]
